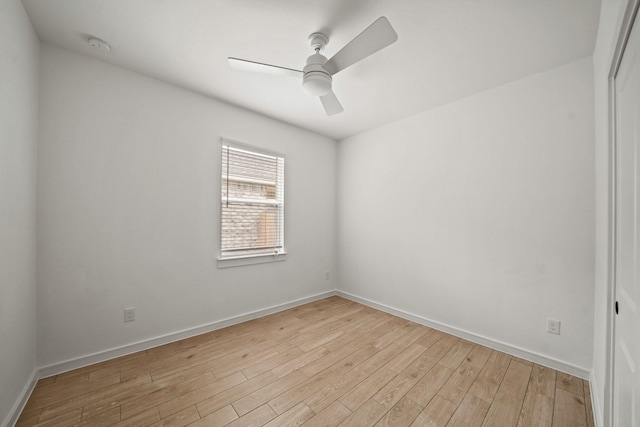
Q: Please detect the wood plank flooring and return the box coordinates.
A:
[16,297,595,426]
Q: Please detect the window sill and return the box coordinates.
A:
[217,252,287,269]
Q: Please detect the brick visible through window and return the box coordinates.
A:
[220,142,284,258]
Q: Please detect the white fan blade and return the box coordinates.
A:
[228,57,302,78]
[323,17,398,75]
[320,91,344,115]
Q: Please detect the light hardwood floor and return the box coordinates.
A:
[17,297,595,426]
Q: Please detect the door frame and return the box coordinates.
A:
[606,1,640,425]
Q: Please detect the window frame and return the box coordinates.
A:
[217,138,286,268]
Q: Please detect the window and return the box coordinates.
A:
[220,140,285,260]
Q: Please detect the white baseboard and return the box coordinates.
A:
[336,291,590,379]
[2,368,38,427]
[589,371,603,427]
[38,290,337,378]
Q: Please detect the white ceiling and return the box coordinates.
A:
[22,0,601,140]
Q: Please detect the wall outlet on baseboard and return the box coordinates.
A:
[124,307,135,322]
[547,319,560,335]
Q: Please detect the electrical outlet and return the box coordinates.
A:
[124,307,135,322]
[547,319,560,335]
[324,271,330,280]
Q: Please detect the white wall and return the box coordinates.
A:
[37,44,337,368]
[0,0,39,425]
[592,0,627,424]
[338,58,595,373]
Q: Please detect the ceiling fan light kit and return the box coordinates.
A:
[228,16,398,116]
[303,52,332,96]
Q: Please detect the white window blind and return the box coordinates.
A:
[220,142,284,259]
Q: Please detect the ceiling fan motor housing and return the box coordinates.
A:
[303,53,332,96]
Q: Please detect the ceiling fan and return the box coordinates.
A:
[228,17,398,116]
